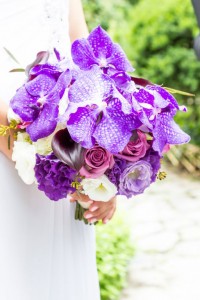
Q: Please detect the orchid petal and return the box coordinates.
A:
[68,66,113,105]
[71,39,97,70]
[67,106,97,148]
[26,93,60,141]
[88,26,113,59]
[10,86,39,121]
[107,43,134,72]
[93,98,139,153]
[146,85,179,111]
[52,69,72,98]
[153,112,191,154]
[25,74,56,97]
[29,63,62,77]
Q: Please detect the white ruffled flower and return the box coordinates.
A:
[80,175,117,202]
[16,132,30,142]
[33,123,65,155]
[12,140,36,185]
[33,135,53,156]
[7,107,21,123]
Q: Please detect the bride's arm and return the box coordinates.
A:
[0,100,14,160]
[69,0,89,42]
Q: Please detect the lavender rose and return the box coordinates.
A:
[80,145,115,178]
[119,160,153,198]
[35,153,76,201]
[115,130,150,162]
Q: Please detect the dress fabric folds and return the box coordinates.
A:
[0,0,100,299]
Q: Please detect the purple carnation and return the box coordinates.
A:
[34,153,76,201]
[106,157,127,190]
[119,160,153,198]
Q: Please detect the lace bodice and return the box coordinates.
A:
[0,0,70,62]
[41,0,70,54]
[0,0,70,102]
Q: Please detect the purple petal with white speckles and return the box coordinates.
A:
[88,26,113,59]
[152,112,190,154]
[26,93,60,141]
[107,43,134,72]
[93,98,138,153]
[29,64,62,77]
[132,89,154,129]
[68,66,113,104]
[10,86,39,121]
[71,39,97,70]
[52,69,72,98]
[112,89,133,114]
[25,74,56,97]
[67,106,97,148]
[146,85,179,111]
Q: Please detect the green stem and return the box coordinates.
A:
[75,202,80,220]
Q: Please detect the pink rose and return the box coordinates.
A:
[115,130,150,162]
[79,146,115,178]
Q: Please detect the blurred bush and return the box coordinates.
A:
[83,0,200,146]
[96,214,134,300]
[82,0,137,31]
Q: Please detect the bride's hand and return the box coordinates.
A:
[84,196,117,224]
[0,100,14,159]
[69,192,117,224]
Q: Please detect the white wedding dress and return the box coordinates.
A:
[0,0,100,299]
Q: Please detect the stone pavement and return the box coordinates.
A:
[119,166,200,300]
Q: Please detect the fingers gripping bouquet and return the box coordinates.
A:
[0,26,190,223]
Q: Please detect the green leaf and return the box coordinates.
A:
[164,87,195,97]
[3,47,20,65]
[9,68,25,73]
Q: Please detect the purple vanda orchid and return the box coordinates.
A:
[132,85,190,154]
[71,25,134,73]
[66,66,141,153]
[11,67,72,141]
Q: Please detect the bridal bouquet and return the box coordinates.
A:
[0,26,190,223]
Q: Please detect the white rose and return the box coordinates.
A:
[12,141,36,185]
[80,175,117,202]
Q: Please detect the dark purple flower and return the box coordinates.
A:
[34,153,76,201]
[71,25,134,72]
[106,157,127,189]
[143,147,161,182]
[119,160,153,198]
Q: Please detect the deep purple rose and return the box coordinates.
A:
[80,145,115,178]
[35,153,76,201]
[119,160,153,198]
[143,148,161,182]
[106,157,127,189]
[115,130,150,162]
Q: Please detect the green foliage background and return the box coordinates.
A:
[96,214,134,300]
[83,0,200,145]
